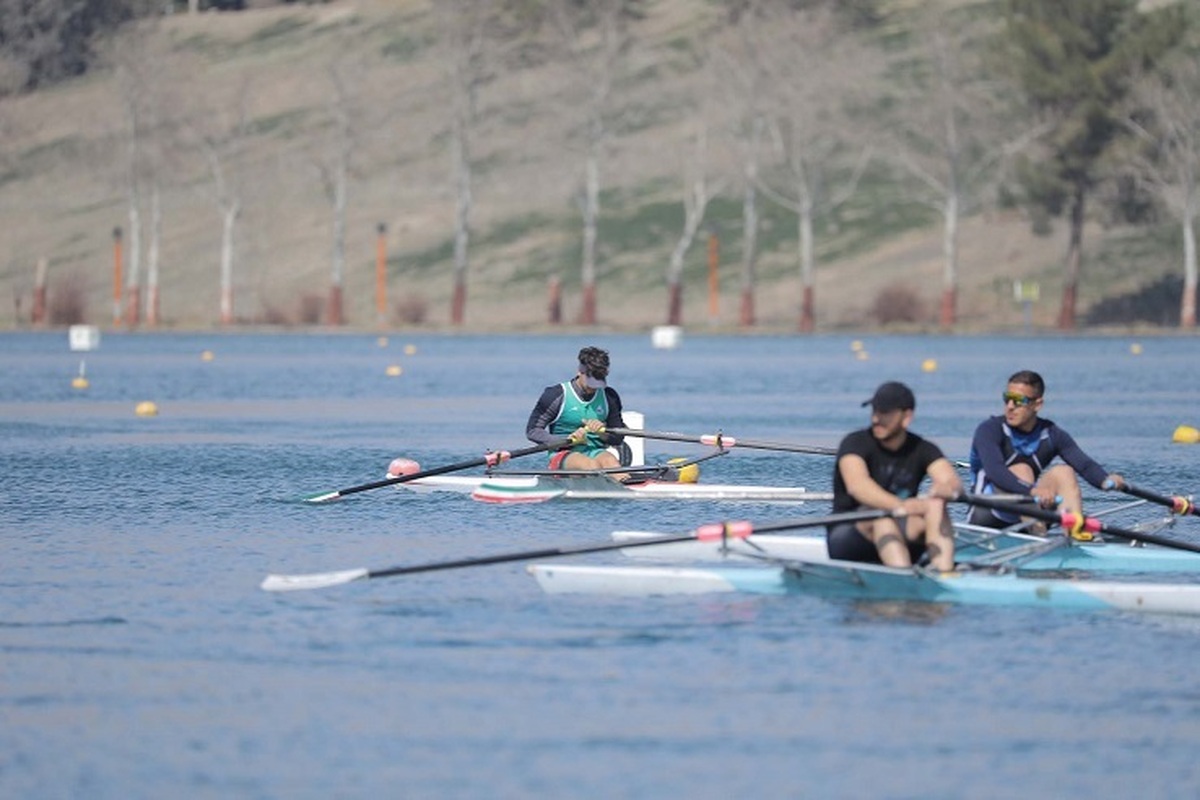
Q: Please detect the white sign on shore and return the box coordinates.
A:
[69,325,100,352]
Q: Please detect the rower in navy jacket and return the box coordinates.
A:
[968,369,1125,529]
[526,346,628,477]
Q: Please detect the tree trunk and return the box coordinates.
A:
[125,285,141,327]
[145,183,161,327]
[940,191,959,330]
[798,197,814,332]
[667,281,683,326]
[219,201,239,326]
[579,150,600,326]
[32,257,47,326]
[799,285,815,333]
[126,200,141,328]
[326,285,343,326]
[451,280,467,326]
[939,287,957,330]
[739,287,754,327]
[1182,210,1197,329]
[1057,185,1085,330]
[547,275,561,325]
[329,163,346,326]
[580,281,596,325]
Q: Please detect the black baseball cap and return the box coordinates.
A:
[862,381,915,412]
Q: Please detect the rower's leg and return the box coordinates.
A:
[1036,465,1083,514]
[865,518,914,568]
[922,498,955,572]
[594,451,628,483]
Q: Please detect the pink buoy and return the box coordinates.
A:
[387,457,421,477]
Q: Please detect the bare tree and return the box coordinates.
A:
[711,1,771,328]
[184,75,255,326]
[1125,53,1200,328]
[756,5,876,333]
[665,118,725,326]
[875,4,1038,331]
[551,0,634,325]
[311,36,373,328]
[436,0,489,327]
[107,21,175,327]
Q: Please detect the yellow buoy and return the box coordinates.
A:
[135,401,159,417]
[377,336,388,348]
[385,364,403,377]
[1130,343,1143,355]
[201,350,215,362]
[850,340,864,352]
[404,344,418,356]
[921,358,938,373]
[1172,425,1200,444]
[71,376,89,389]
[667,457,700,484]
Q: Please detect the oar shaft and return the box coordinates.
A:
[1122,484,1197,516]
[369,512,885,578]
[609,428,836,456]
[305,438,570,503]
[262,508,894,591]
[962,493,1200,554]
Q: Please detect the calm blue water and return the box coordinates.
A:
[4,330,1200,799]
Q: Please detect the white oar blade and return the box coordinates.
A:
[303,491,342,504]
[260,568,369,592]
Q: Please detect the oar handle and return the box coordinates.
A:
[1121,484,1198,516]
[608,428,836,456]
[960,493,1200,554]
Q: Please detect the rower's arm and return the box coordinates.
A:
[525,386,564,445]
[838,453,906,513]
[926,457,964,499]
[972,420,1032,495]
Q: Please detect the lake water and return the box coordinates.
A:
[4,330,1200,798]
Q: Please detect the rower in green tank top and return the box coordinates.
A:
[526,345,628,478]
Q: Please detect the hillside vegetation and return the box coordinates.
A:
[0,0,1184,333]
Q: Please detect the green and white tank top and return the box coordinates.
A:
[551,381,609,457]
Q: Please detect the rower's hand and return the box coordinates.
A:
[1102,474,1126,491]
[583,419,605,433]
[568,427,587,445]
[896,497,927,516]
[1032,486,1058,508]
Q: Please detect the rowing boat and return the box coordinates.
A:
[400,472,826,504]
[608,525,1200,574]
[526,560,1200,615]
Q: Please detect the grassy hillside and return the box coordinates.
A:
[0,0,1182,333]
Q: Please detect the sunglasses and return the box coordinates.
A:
[1002,391,1039,407]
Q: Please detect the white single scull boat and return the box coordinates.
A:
[401,472,825,504]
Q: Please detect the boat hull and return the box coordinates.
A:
[610,530,1200,574]
[401,473,823,504]
[527,561,1200,615]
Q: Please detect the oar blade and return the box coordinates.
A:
[303,490,344,505]
[261,568,369,592]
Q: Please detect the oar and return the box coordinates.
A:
[303,438,571,504]
[608,427,836,456]
[1118,483,1198,517]
[959,493,1200,554]
[260,508,893,592]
